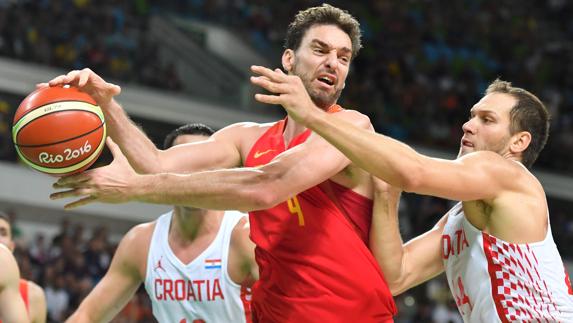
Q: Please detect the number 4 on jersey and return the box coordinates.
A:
[287,196,305,226]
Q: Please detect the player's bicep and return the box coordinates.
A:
[412,152,510,201]
[75,264,141,322]
[157,124,246,173]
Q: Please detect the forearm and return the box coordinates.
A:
[370,187,407,294]
[307,111,424,190]
[101,99,163,173]
[133,168,276,211]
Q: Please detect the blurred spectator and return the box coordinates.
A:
[46,274,70,322]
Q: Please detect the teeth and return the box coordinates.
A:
[319,77,333,85]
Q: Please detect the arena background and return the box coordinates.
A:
[0,1,572,322]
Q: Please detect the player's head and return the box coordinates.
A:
[163,123,215,149]
[459,79,550,168]
[164,123,215,212]
[282,4,361,110]
[0,211,14,251]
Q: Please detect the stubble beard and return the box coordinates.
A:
[292,63,343,110]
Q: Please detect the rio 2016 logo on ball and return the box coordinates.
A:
[12,85,106,176]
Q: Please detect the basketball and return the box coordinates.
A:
[12,85,106,176]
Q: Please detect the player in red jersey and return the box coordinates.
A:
[0,212,47,323]
[0,244,28,323]
[47,4,396,322]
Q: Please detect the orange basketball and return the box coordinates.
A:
[12,85,106,176]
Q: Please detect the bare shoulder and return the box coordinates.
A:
[332,109,373,130]
[217,121,280,159]
[26,280,45,304]
[0,245,18,284]
[115,222,156,275]
[216,121,276,137]
[463,151,543,195]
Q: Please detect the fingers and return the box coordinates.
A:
[250,76,289,94]
[36,83,49,89]
[64,196,98,210]
[50,187,92,200]
[106,137,130,164]
[78,70,90,87]
[48,70,81,87]
[106,137,120,156]
[54,172,92,188]
[251,65,288,82]
[254,93,282,105]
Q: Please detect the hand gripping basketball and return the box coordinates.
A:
[50,137,138,209]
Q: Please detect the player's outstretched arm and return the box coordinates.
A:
[40,69,242,175]
[251,65,519,202]
[370,179,446,295]
[0,246,28,323]
[51,110,371,211]
[27,281,47,323]
[66,224,151,323]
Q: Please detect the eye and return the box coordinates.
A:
[313,47,326,54]
[339,56,350,64]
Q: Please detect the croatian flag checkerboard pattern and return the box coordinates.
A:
[483,233,560,322]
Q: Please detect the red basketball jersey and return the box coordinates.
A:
[245,106,396,322]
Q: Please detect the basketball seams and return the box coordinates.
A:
[12,101,104,141]
[13,99,100,125]
[14,125,107,174]
[15,121,106,148]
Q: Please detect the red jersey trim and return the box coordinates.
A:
[19,279,30,314]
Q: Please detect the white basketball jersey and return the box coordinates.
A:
[442,202,573,322]
[144,211,252,323]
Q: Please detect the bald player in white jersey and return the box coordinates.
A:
[67,124,257,323]
[0,244,28,323]
[252,71,573,322]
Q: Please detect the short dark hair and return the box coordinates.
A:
[0,211,9,224]
[163,123,215,149]
[485,79,550,168]
[284,4,362,59]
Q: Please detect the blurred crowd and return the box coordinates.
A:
[0,0,182,91]
[8,214,155,322]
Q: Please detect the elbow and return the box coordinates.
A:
[388,280,407,296]
[399,160,425,193]
[244,188,281,211]
[238,171,284,211]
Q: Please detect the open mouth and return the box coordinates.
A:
[461,139,474,147]
[317,75,335,86]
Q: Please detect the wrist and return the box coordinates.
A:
[303,105,324,126]
[129,174,150,202]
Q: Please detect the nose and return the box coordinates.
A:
[324,51,339,71]
[462,118,475,134]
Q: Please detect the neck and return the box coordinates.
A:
[170,207,223,243]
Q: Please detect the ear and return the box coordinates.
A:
[282,49,295,73]
[509,131,531,155]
